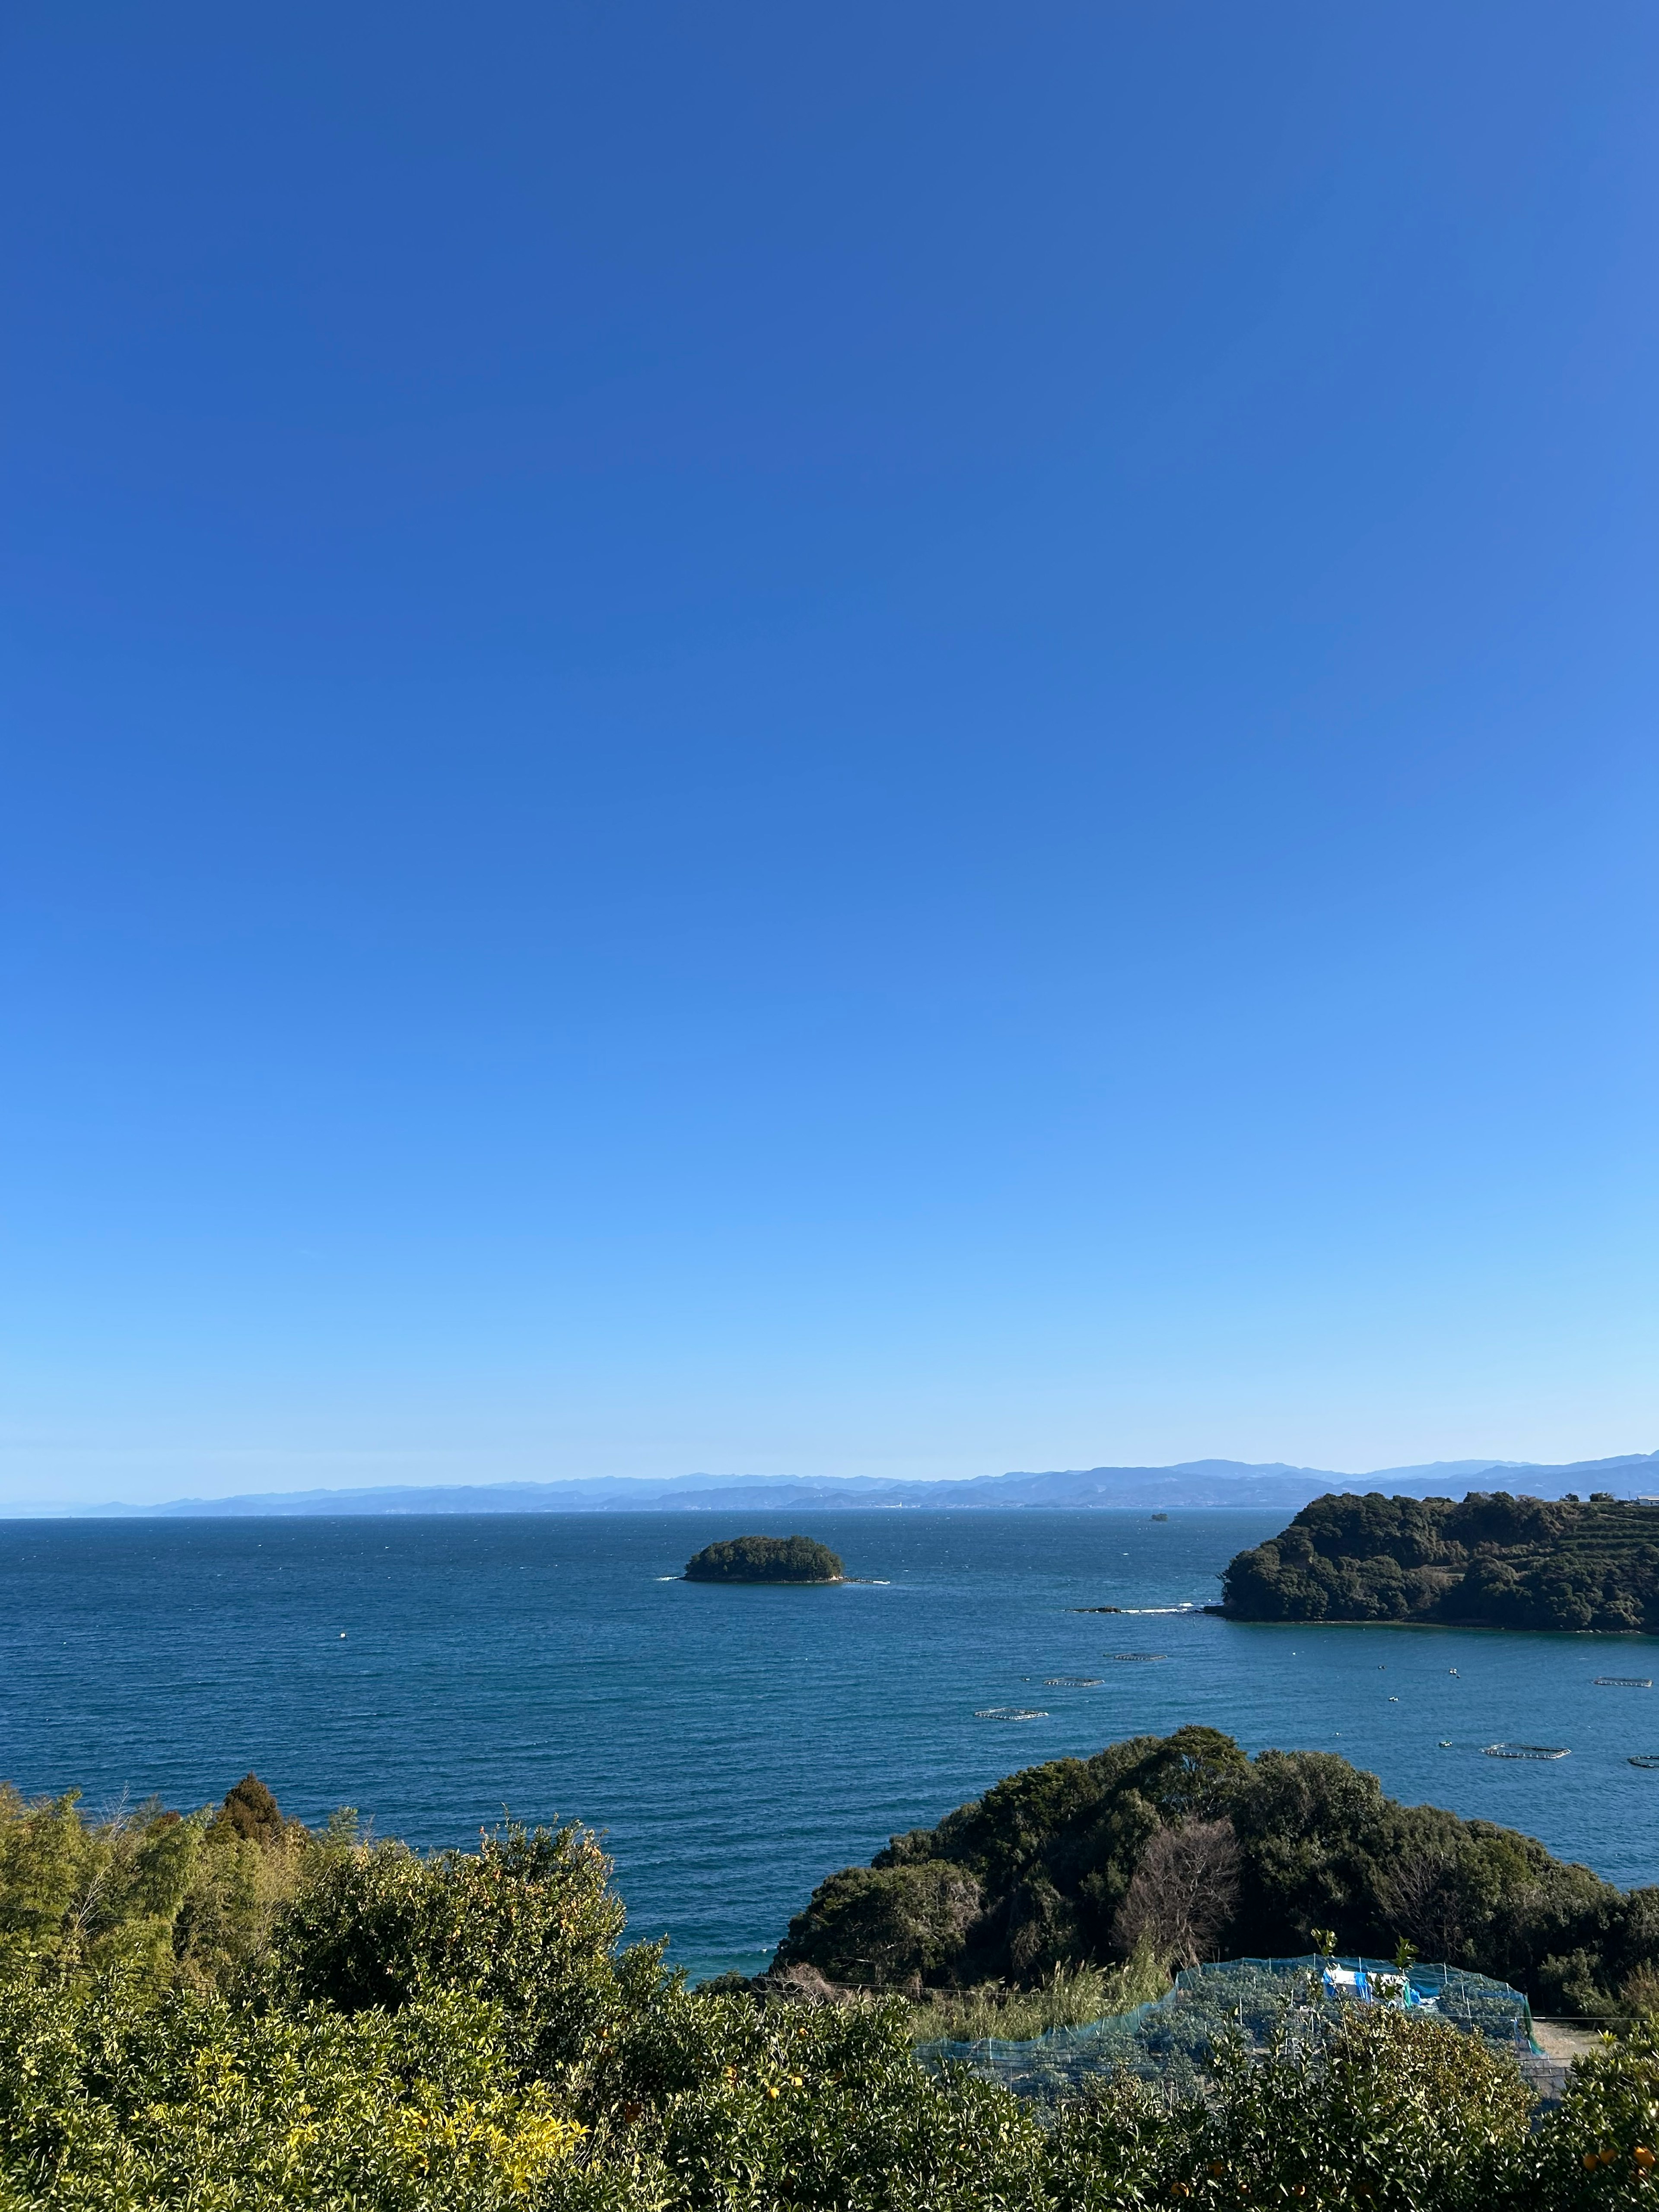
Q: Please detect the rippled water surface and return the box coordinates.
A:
[2,1511,1655,1979]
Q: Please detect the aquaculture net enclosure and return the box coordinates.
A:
[916,1956,1536,2102]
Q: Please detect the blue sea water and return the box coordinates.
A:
[2,1510,1656,1981]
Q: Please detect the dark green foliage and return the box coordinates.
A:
[779,1728,1251,1989]
[1049,2002,1535,2211]
[6,1937,1657,2211]
[589,1994,1659,2209]
[683,1534,845,1583]
[772,1862,987,1988]
[211,1771,292,1847]
[1222,1491,1659,1631]
[775,1728,1659,2017]
[588,1980,1052,2211]
[273,1822,638,2076]
[3,1761,1659,2209]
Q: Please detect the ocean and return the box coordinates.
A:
[2,1509,1654,1981]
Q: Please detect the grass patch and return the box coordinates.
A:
[906,1944,1170,2044]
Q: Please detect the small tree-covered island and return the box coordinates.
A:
[1221,1489,1659,1632]
[683,1532,844,1582]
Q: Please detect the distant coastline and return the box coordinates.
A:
[12,1448,1658,1520]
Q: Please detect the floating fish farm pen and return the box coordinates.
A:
[1630,1755,1659,1770]
[916,1956,1537,2104]
[1043,1676,1103,1687]
[1482,1742,1570,1760]
[974,1707,1048,1721]
[1595,1676,1653,1688]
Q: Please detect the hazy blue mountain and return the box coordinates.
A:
[32,1447,1658,1518]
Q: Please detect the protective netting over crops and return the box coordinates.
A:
[915,1956,1536,2102]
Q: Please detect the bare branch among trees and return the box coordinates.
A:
[1383,1847,1467,1963]
[1112,1818,1241,1970]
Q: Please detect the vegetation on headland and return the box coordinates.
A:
[684,1533,845,1582]
[772,1726,1659,2020]
[1221,1491,1659,1632]
[1,1758,1658,2208]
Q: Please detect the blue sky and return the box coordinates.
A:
[2,3,1655,1506]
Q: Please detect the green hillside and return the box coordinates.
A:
[772,1724,1659,2018]
[1221,1491,1659,1633]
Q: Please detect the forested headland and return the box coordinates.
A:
[1221,1491,1659,1632]
[1,1749,1657,2209]
[771,1725,1659,2020]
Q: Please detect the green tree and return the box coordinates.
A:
[273,1821,642,2077]
[683,1535,844,1583]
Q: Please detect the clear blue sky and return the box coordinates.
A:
[3,3,1655,1506]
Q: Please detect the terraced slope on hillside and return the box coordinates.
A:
[1221,1491,1659,1633]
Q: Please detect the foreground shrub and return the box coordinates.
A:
[0,1955,585,2211]
[6,1935,1659,2210]
[1526,2020,1659,2207]
[1049,2001,1532,2210]
[588,1982,1050,2212]
[0,1781,304,1994]
[585,1977,1586,2212]
[273,1821,642,2078]
[6,1767,1659,2211]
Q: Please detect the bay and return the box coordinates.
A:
[1,1509,1654,1982]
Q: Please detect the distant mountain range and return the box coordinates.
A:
[39,1449,1659,1518]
